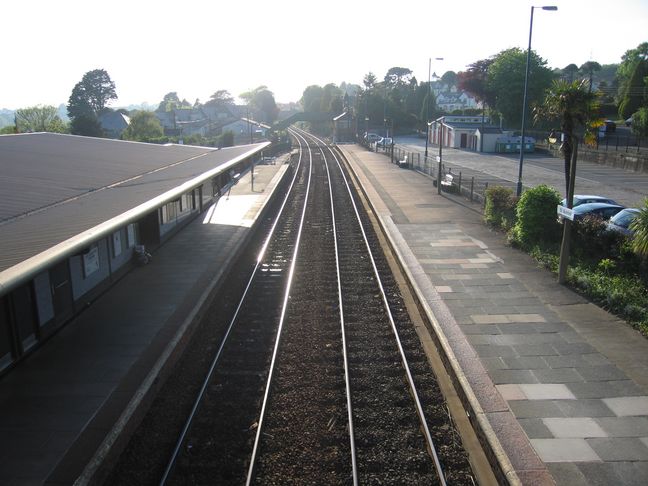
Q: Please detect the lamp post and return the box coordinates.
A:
[425,57,444,158]
[516,5,557,197]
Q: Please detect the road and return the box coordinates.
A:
[394,136,648,208]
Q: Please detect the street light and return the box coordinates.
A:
[516,5,557,197]
[425,57,444,158]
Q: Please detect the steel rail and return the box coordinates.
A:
[159,139,305,485]
[318,142,359,486]
[299,128,448,486]
[244,129,314,486]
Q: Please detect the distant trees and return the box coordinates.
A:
[486,47,553,128]
[205,90,234,107]
[15,105,66,133]
[617,43,648,120]
[67,69,117,136]
[240,86,279,123]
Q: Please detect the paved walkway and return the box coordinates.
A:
[0,158,289,485]
[340,144,648,486]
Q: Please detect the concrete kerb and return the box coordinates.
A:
[336,145,525,486]
[73,157,293,486]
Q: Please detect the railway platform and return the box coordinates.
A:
[0,157,290,485]
[339,143,648,485]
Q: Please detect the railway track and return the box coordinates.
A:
[104,129,476,485]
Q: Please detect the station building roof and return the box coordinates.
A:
[0,133,269,291]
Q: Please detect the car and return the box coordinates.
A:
[560,195,619,208]
[626,116,633,127]
[378,137,393,147]
[607,208,640,236]
[572,202,625,221]
[363,132,382,143]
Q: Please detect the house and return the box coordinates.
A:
[155,104,237,137]
[220,118,269,145]
[436,91,482,113]
[98,111,130,138]
[429,116,512,152]
[0,133,269,373]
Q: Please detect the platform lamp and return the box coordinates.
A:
[516,5,557,197]
[425,57,443,159]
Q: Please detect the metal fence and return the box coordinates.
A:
[371,143,513,206]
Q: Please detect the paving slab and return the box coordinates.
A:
[339,144,648,486]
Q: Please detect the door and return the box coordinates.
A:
[460,133,468,148]
[50,260,74,322]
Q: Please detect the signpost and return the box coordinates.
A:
[557,205,574,221]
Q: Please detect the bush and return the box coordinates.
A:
[572,215,625,261]
[484,186,517,230]
[510,185,561,247]
[568,265,648,335]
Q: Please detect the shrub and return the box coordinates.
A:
[572,215,625,261]
[511,185,561,247]
[484,186,516,229]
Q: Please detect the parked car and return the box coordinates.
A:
[560,195,619,208]
[378,137,393,148]
[607,208,640,236]
[626,116,633,127]
[363,132,382,143]
[572,202,625,221]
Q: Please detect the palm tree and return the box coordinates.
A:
[630,198,648,257]
[535,79,601,284]
[534,79,600,195]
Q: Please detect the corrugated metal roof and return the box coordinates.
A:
[0,133,267,274]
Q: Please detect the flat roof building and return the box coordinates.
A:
[0,133,269,373]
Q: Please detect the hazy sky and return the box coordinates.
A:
[3,0,647,110]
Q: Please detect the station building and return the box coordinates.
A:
[0,133,269,374]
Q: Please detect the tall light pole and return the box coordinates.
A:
[516,5,557,197]
[425,57,443,158]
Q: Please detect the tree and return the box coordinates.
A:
[15,105,67,133]
[70,114,103,137]
[321,83,344,112]
[205,90,234,107]
[534,79,600,194]
[156,92,181,112]
[487,47,553,128]
[68,69,117,136]
[68,69,117,118]
[618,59,648,119]
[458,59,494,108]
[121,111,164,141]
[384,67,413,88]
[240,86,279,123]
[535,79,600,283]
[440,71,458,89]
[580,61,601,92]
[562,63,579,82]
[363,72,377,90]
[301,85,324,112]
[632,107,648,136]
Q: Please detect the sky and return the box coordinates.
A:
[2,0,647,110]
